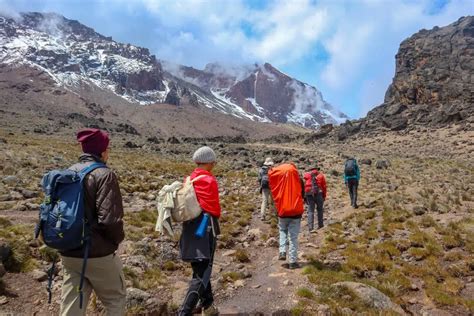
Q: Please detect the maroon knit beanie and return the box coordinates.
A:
[76,128,110,156]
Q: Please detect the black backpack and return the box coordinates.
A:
[344,159,357,177]
[310,172,320,195]
[260,167,270,189]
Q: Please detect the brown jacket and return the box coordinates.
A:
[61,154,125,258]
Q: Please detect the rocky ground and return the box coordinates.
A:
[0,123,473,315]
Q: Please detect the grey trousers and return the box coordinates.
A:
[306,193,324,230]
[347,179,359,207]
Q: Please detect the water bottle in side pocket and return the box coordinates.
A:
[195,213,210,238]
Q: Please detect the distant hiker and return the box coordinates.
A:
[258,157,276,221]
[344,158,360,208]
[179,146,221,316]
[268,163,305,269]
[303,166,327,231]
[55,129,125,315]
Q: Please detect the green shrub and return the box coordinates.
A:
[233,249,250,263]
[39,245,59,263]
[296,287,314,299]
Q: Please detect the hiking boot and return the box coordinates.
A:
[289,262,301,270]
[353,204,359,209]
[202,303,219,316]
[278,252,286,261]
[309,229,317,234]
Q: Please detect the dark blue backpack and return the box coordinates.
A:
[35,162,106,308]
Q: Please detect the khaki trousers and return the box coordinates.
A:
[60,253,126,316]
[260,188,275,218]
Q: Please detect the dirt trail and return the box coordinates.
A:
[216,202,357,314]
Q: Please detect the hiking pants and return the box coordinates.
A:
[260,188,275,219]
[60,253,126,316]
[278,217,301,264]
[347,179,359,207]
[306,193,324,230]
[179,235,216,315]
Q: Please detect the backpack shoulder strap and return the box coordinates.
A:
[310,172,319,192]
[190,175,207,183]
[79,162,107,181]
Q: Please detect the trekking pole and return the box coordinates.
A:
[46,258,56,304]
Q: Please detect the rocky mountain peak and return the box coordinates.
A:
[384,15,473,109]
[171,61,347,127]
[0,11,347,128]
[334,16,473,139]
[19,12,106,42]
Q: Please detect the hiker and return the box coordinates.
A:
[303,166,327,231]
[258,157,275,221]
[344,157,360,208]
[268,163,305,269]
[179,146,221,316]
[60,129,126,315]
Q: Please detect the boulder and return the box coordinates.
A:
[332,282,405,314]
[21,189,38,199]
[0,263,6,277]
[167,137,181,144]
[30,269,48,282]
[0,240,12,263]
[3,176,19,186]
[384,103,407,116]
[265,237,279,248]
[316,304,331,316]
[389,117,408,131]
[413,206,427,216]
[329,169,340,177]
[247,228,262,240]
[124,141,140,149]
[375,160,391,169]
[0,194,12,202]
[222,250,237,257]
[123,255,151,270]
[126,287,151,308]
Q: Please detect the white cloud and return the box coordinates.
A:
[0,0,22,20]
[321,23,374,89]
[249,1,328,64]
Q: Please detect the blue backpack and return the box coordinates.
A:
[35,162,106,308]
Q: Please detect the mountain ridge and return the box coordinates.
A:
[0,12,347,128]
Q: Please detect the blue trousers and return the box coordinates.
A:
[278,217,301,264]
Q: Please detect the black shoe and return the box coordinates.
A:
[289,262,300,269]
[278,252,286,260]
[354,204,359,209]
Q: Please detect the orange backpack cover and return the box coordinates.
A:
[268,163,304,217]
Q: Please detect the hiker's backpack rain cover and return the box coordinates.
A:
[268,163,304,217]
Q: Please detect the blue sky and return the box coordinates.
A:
[1,0,473,118]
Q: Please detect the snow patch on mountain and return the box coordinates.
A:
[211,89,269,122]
[0,14,165,105]
[0,12,348,128]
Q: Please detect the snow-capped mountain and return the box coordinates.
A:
[0,12,347,128]
[169,62,348,127]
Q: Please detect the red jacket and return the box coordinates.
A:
[189,168,221,218]
[303,170,327,200]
